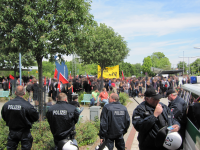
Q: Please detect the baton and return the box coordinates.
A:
[133,98,146,112]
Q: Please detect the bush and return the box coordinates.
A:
[0,119,54,150]
[75,119,100,147]
[0,118,100,149]
[119,92,129,105]
[78,91,86,103]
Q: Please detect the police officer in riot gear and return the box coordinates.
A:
[167,89,187,149]
[132,87,180,150]
[46,93,79,150]
[1,85,39,150]
[99,93,130,150]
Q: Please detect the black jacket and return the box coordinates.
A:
[99,101,130,139]
[132,101,180,150]
[168,96,187,125]
[46,101,79,142]
[1,96,39,131]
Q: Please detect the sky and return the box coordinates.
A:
[64,0,200,68]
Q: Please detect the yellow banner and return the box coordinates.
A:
[98,65,119,79]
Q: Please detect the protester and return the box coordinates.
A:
[70,95,84,114]
[98,88,109,106]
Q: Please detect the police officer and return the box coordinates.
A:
[99,93,130,150]
[46,93,79,150]
[132,87,180,150]
[1,85,39,150]
[167,89,187,149]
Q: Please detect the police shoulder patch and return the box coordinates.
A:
[134,116,140,119]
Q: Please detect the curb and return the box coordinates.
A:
[125,126,137,150]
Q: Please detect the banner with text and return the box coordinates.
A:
[98,65,119,79]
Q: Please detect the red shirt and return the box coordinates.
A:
[99,91,108,101]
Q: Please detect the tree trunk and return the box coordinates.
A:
[37,57,43,121]
[100,68,104,92]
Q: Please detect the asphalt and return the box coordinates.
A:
[0,88,169,150]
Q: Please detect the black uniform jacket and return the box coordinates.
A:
[1,96,39,131]
[168,96,187,125]
[99,101,130,139]
[46,101,79,142]
[132,101,180,150]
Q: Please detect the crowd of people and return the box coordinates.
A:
[0,74,191,149]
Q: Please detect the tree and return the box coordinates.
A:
[0,0,94,118]
[189,58,200,75]
[119,62,135,77]
[177,61,188,74]
[142,56,154,76]
[133,63,142,77]
[77,23,130,89]
[151,52,171,70]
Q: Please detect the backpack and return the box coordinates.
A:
[26,84,32,92]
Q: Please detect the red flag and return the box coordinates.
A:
[54,69,58,79]
[122,71,125,80]
[58,81,61,92]
[87,74,91,85]
[9,82,11,89]
[44,77,46,86]
[9,74,14,80]
[59,73,69,84]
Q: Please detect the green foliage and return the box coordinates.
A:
[78,91,86,103]
[119,92,129,106]
[177,61,188,74]
[0,117,100,149]
[23,92,29,101]
[151,52,171,70]
[142,56,154,76]
[0,119,9,149]
[75,120,99,147]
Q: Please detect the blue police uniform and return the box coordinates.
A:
[99,101,130,150]
[132,101,180,150]
[1,96,39,150]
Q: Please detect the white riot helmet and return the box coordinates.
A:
[163,132,182,150]
[58,139,78,150]
[95,145,109,150]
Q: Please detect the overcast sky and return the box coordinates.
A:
[64,0,200,68]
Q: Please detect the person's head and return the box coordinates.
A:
[146,81,150,85]
[15,85,25,97]
[102,88,106,92]
[166,89,177,101]
[73,95,78,101]
[109,93,119,103]
[95,89,98,92]
[57,93,67,102]
[48,97,53,103]
[144,87,162,107]
[33,78,37,83]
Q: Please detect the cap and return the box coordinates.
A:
[166,89,175,96]
[111,83,115,87]
[144,87,162,100]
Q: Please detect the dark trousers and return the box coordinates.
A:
[7,130,33,150]
[105,135,125,150]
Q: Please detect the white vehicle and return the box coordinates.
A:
[179,84,200,150]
